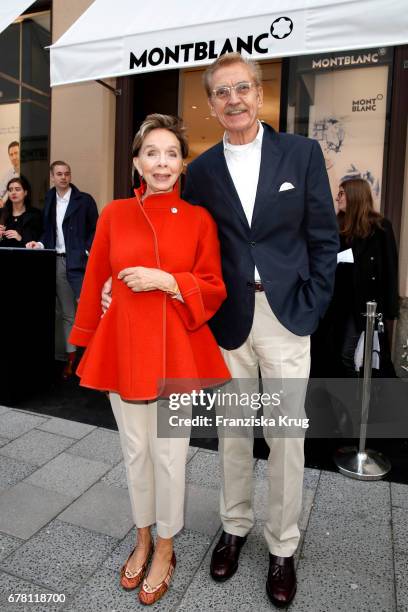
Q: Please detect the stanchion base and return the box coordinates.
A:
[334,447,391,481]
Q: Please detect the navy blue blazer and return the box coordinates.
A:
[183,123,339,349]
[41,184,98,298]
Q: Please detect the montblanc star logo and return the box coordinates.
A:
[270,17,293,39]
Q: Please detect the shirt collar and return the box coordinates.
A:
[223,121,264,151]
[56,187,72,203]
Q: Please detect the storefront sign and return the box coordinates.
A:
[298,48,392,73]
[129,17,294,70]
[50,0,408,86]
[312,52,380,69]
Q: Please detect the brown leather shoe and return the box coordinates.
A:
[120,543,154,591]
[210,531,247,582]
[138,551,176,605]
[266,554,297,608]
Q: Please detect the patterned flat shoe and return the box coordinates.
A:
[138,552,176,605]
[120,543,154,590]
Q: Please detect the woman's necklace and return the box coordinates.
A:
[12,205,25,221]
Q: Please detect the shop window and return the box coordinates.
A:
[22,17,50,91]
[0,11,50,209]
[0,23,20,79]
[0,77,19,104]
[180,61,281,163]
[286,48,393,210]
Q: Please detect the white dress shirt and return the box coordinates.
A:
[55,188,71,253]
[223,122,263,281]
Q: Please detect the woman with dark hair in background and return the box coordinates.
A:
[317,178,399,378]
[0,177,42,247]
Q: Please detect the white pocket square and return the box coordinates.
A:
[279,182,295,192]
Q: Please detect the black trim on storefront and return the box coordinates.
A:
[384,45,408,249]
[114,76,134,199]
[22,0,51,14]
[114,69,179,199]
[279,58,290,133]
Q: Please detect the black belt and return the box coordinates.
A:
[56,253,66,257]
[247,281,264,292]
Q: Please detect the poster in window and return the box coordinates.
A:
[0,103,20,205]
[308,65,388,210]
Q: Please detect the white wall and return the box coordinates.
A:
[51,0,116,209]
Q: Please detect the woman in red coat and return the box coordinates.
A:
[69,114,229,605]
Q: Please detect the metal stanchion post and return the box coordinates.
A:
[334,301,391,480]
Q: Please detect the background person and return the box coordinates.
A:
[26,161,98,379]
[69,114,229,606]
[0,177,42,247]
[0,141,20,206]
[315,178,399,377]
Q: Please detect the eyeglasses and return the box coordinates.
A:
[211,81,256,101]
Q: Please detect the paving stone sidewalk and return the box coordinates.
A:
[0,405,407,611]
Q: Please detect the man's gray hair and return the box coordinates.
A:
[203,52,263,97]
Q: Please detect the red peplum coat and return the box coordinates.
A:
[69,185,230,401]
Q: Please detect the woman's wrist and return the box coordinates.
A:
[163,273,179,295]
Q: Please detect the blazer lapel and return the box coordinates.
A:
[44,191,57,246]
[251,125,283,227]
[63,186,81,222]
[211,143,250,230]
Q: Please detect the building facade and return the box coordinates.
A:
[2,0,408,375]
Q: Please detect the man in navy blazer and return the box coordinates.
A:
[27,161,98,378]
[183,53,339,607]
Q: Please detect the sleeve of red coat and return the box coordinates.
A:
[172,207,226,331]
[68,204,112,346]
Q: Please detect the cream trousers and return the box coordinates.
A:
[109,393,191,539]
[218,292,310,557]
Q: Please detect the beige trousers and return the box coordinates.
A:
[109,393,191,538]
[218,292,310,557]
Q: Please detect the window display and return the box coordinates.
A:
[0,12,50,208]
[286,48,393,210]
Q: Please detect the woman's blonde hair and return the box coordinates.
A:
[132,114,188,159]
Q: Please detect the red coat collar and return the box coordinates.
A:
[134,180,181,209]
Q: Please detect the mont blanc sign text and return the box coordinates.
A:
[129,17,294,70]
